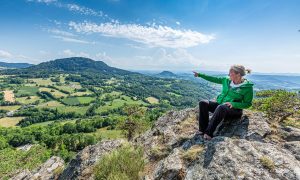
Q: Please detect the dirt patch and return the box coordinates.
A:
[3,90,15,102]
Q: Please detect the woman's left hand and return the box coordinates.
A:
[224,102,233,108]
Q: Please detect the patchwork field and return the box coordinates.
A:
[71,90,94,96]
[15,96,41,104]
[0,117,24,127]
[96,95,147,113]
[15,86,39,97]
[57,106,90,115]
[61,96,94,105]
[28,78,55,86]
[37,100,64,108]
[89,126,123,140]
[39,87,68,98]
[0,105,21,111]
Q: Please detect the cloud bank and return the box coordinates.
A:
[69,22,215,48]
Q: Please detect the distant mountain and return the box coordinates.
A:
[157,71,177,78]
[0,61,33,69]
[247,74,300,91]
[0,57,134,77]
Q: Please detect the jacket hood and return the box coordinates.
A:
[240,79,254,87]
[226,77,254,87]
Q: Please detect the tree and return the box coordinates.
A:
[63,123,77,134]
[119,104,147,141]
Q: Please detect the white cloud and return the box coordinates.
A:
[47,28,95,44]
[0,50,35,63]
[69,21,215,48]
[39,50,49,55]
[62,49,75,56]
[52,35,94,44]
[150,48,203,67]
[53,20,61,25]
[27,0,57,3]
[48,29,75,37]
[0,50,13,59]
[176,21,181,25]
[65,4,103,16]
[61,49,91,59]
[95,52,113,62]
[28,0,104,17]
[113,48,205,70]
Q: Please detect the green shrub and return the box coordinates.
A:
[0,145,51,178]
[118,105,148,141]
[253,90,299,123]
[94,145,145,180]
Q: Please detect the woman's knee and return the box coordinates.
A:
[199,100,209,107]
[215,104,228,112]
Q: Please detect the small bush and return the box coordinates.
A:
[259,156,275,171]
[94,145,145,180]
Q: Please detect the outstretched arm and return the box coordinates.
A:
[193,71,225,84]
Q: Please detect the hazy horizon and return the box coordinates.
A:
[1,57,300,76]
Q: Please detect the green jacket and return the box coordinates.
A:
[197,73,254,109]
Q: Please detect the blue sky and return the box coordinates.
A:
[0,0,299,73]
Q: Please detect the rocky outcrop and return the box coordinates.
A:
[136,107,300,180]
[11,156,64,180]
[22,106,299,180]
[58,139,124,180]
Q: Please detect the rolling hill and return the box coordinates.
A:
[0,61,33,69]
[0,57,133,77]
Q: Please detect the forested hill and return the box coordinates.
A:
[0,61,33,69]
[0,57,134,77]
[0,57,217,109]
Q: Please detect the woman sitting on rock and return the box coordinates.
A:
[193,65,254,140]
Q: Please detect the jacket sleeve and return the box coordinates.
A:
[231,87,253,109]
[197,73,225,84]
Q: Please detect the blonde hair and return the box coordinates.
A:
[230,65,251,76]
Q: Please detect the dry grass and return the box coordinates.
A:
[145,97,159,104]
[15,96,40,104]
[282,117,300,129]
[38,100,64,108]
[39,87,68,98]
[0,105,21,111]
[29,78,55,86]
[0,117,24,127]
[71,91,93,96]
[181,145,205,162]
[149,146,171,161]
[259,156,275,171]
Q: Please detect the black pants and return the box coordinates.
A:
[198,100,243,137]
